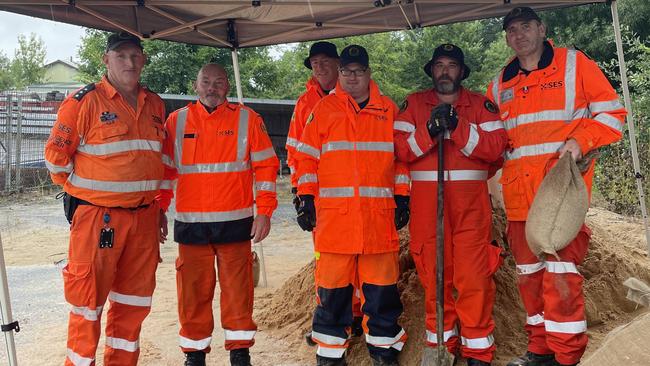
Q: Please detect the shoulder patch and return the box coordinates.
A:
[73,83,96,101]
[484,100,498,114]
[399,100,408,113]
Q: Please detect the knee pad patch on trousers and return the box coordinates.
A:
[361,283,403,337]
[313,285,354,339]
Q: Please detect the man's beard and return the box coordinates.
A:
[433,76,461,95]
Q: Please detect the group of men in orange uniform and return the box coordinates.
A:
[44,5,625,366]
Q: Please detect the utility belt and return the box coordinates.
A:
[56,192,151,224]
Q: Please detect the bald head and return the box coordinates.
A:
[194,63,230,110]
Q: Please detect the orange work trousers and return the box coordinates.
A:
[507,221,590,365]
[63,203,160,366]
[311,251,406,360]
[176,241,256,353]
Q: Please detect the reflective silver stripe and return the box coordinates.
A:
[70,305,103,322]
[106,336,139,352]
[296,142,321,159]
[545,261,579,274]
[237,108,249,162]
[159,180,174,190]
[298,173,318,185]
[426,328,458,344]
[286,136,299,148]
[359,186,393,198]
[224,330,256,341]
[45,159,73,174]
[357,141,394,152]
[590,100,624,114]
[594,113,624,132]
[255,181,276,192]
[564,49,577,114]
[545,319,587,334]
[407,132,424,157]
[251,147,276,162]
[162,154,174,167]
[527,313,545,326]
[516,262,546,275]
[461,334,494,349]
[109,291,152,307]
[319,187,354,198]
[410,170,488,182]
[479,120,505,132]
[395,174,410,184]
[68,174,160,193]
[179,335,211,350]
[492,73,501,107]
[67,348,94,366]
[176,207,254,223]
[174,107,189,168]
[394,120,415,133]
[289,166,295,174]
[77,139,161,155]
[323,141,354,153]
[392,341,405,351]
[504,110,567,130]
[311,331,347,345]
[177,161,250,174]
[461,123,480,157]
[506,142,564,160]
[573,107,590,120]
[317,346,346,358]
[366,329,405,346]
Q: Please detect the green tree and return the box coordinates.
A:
[10,33,46,88]
[0,51,13,90]
[76,29,108,83]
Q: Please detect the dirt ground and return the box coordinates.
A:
[0,177,649,365]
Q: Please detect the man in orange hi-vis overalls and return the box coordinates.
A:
[295,45,410,366]
[158,63,279,366]
[44,32,166,366]
[487,7,626,366]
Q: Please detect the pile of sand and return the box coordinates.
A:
[256,207,650,365]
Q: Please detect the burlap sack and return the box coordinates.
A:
[525,153,589,259]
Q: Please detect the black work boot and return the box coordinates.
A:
[552,361,578,366]
[316,355,347,366]
[184,351,206,366]
[507,351,555,366]
[230,348,252,366]
[351,316,364,337]
[369,354,399,366]
[467,358,491,366]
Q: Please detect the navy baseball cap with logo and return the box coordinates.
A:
[106,32,143,52]
[503,6,542,30]
[304,41,339,69]
[423,43,471,80]
[339,45,369,68]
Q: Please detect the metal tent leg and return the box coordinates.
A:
[231,48,244,104]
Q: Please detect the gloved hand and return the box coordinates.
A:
[296,195,316,232]
[394,195,410,230]
[427,103,458,138]
[291,187,300,213]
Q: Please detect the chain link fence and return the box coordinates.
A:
[0,91,62,193]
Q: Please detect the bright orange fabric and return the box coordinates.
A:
[44,76,165,208]
[487,47,626,221]
[295,80,409,254]
[286,77,328,187]
[63,204,160,366]
[176,241,256,352]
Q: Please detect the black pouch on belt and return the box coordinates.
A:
[56,192,80,224]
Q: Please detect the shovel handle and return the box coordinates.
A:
[436,132,445,354]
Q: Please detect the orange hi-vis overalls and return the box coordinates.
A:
[158,101,279,353]
[44,77,165,366]
[295,80,409,360]
[394,87,508,362]
[487,43,626,365]
[285,77,328,187]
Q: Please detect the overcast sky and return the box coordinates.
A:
[0,11,85,64]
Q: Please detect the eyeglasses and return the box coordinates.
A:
[339,68,367,77]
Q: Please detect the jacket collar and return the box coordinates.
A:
[333,79,386,113]
[100,75,147,101]
[502,40,555,83]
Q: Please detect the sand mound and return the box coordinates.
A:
[257,207,650,365]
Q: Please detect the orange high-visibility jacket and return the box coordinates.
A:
[285,77,328,187]
[44,77,166,208]
[158,101,279,244]
[487,44,626,221]
[295,80,410,254]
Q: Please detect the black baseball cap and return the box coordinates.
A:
[423,43,470,80]
[304,41,339,69]
[339,45,369,68]
[106,32,143,52]
[503,7,542,30]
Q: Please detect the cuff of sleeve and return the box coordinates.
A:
[257,206,274,217]
[569,130,595,155]
[394,184,410,196]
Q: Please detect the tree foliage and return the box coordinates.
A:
[10,33,46,88]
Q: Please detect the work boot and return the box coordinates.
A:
[316,355,347,366]
[352,316,364,337]
[467,358,491,366]
[552,361,578,366]
[370,354,399,366]
[230,348,252,366]
[184,351,206,366]
[507,352,555,366]
[305,331,317,346]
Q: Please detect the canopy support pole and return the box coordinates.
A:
[0,234,18,366]
[231,48,244,104]
[610,0,650,255]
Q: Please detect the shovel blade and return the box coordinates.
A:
[420,346,455,366]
